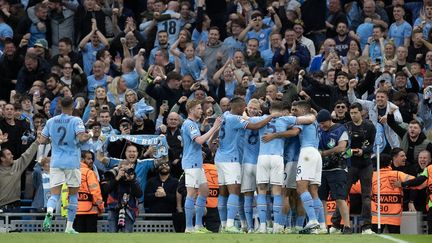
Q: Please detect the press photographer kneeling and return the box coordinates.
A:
[102,160,143,233]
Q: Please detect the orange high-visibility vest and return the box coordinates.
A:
[325,196,349,226]
[426,165,432,211]
[371,167,414,226]
[77,162,104,215]
[203,163,218,208]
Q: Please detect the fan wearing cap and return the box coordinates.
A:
[106,117,135,159]
[316,109,352,233]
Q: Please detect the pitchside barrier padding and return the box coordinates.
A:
[0,213,174,233]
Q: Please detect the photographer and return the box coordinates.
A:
[332,102,376,234]
[317,109,352,234]
[102,159,143,233]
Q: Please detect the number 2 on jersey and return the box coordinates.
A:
[57,126,68,146]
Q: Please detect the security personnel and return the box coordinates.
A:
[317,109,352,234]
[202,146,220,233]
[394,150,432,234]
[74,151,104,232]
[371,154,414,234]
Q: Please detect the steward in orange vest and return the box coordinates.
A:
[74,151,104,232]
[371,154,414,234]
[202,146,220,233]
[396,155,432,234]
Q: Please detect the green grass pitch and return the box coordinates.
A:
[2,233,431,243]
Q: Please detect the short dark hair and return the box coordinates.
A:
[209,26,220,33]
[166,71,182,82]
[47,73,60,83]
[60,96,74,109]
[292,100,311,112]
[380,153,392,168]
[409,119,423,130]
[391,147,404,159]
[349,102,363,112]
[59,37,72,46]
[271,101,285,111]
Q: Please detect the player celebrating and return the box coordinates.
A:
[241,99,262,233]
[40,97,91,234]
[253,101,315,233]
[181,99,221,233]
[215,97,275,233]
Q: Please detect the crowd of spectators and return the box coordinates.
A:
[0,0,431,233]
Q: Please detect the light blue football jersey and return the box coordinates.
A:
[251,115,296,156]
[215,112,249,163]
[284,135,300,163]
[155,10,181,46]
[41,114,85,169]
[242,129,260,164]
[298,121,319,149]
[181,118,203,169]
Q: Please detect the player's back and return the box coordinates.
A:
[215,112,248,163]
[299,121,319,149]
[156,10,181,46]
[255,116,296,156]
[284,135,301,163]
[43,114,85,169]
[242,129,260,164]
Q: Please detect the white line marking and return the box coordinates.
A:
[377,234,409,243]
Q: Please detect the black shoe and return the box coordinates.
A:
[342,226,353,234]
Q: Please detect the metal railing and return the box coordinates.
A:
[0,213,174,233]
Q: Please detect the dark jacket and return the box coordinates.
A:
[16,58,51,94]
[272,42,311,69]
[144,175,178,213]
[0,52,24,100]
[145,82,183,116]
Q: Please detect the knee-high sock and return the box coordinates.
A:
[300,192,316,221]
[67,194,78,223]
[313,198,325,224]
[185,196,195,229]
[195,195,207,227]
[217,195,228,227]
[257,194,267,227]
[227,194,240,227]
[273,195,283,225]
[46,194,60,214]
[244,195,254,230]
[296,214,306,228]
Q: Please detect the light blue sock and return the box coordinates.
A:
[46,194,60,212]
[257,194,267,225]
[227,194,240,221]
[238,196,246,222]
[67,194,78,222]
[296,215,306,228]
[273,195,283,225]
[185,196,195,229]
[300,192,316,221]
[244,195,254,230]
[285,209,292,228]
[195,195,207,227]
[217,195,228,224]
[313,198,325,224]
[266,194,272,222]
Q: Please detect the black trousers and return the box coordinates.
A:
[74,214,98,232]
